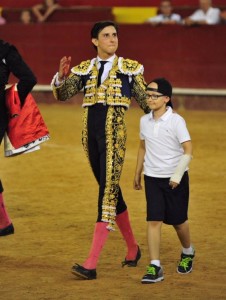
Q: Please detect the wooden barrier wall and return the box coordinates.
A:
[1,23,226,89]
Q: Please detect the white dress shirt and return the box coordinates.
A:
[147,13,182,24]
[189,7,220,24]
[97,54,115,84]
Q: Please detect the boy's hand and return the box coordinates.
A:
[133,174,142,190]
[169,181,179,189]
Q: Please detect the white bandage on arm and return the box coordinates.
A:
[170,154,192,184]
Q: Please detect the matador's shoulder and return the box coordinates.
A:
[71,58,96,75]
[118,57,144,75]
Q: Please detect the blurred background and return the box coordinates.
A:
[1,0,226,110]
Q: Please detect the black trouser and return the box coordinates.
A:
[86,104,127,222]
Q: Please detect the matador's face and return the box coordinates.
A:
[92,26,118,59]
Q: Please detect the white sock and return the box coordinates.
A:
[182,245,194,255]
[150,260,160,267]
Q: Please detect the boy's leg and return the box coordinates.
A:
[141,221,164,284]
[147,221,162,261]
[174,221,195,274]
[173,220,191,248]
[165,172,194,274]
[142,176,165,283]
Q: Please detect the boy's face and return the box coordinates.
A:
[146,82,170,110]
[92,26,118,58]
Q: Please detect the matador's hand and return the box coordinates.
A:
[58,56,71,80]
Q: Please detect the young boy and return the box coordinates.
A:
[133,78,195,284]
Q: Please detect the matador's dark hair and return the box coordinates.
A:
[91,20,119,39]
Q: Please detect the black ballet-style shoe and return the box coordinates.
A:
[121,246,141,267]
[71,263,97,280]
[0,223,14,236]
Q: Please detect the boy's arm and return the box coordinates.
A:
[169,140,192,189]
[133,140,145,190]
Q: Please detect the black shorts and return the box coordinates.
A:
[144,172,189,225]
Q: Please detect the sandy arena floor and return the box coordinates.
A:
[1,104,226,300]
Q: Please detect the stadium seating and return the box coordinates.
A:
[1,23,225,90]
[1,1,225,90]
[2,1,225,24]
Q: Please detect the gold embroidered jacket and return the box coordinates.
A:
[52,56,149,113]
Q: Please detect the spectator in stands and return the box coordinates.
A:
[183,0,220,25]
[0,7,6,25]
[32,0,60,23]
[20,10,33,24]
[0,16,6,25]
[220,10,226,23]
[146,0,182,25]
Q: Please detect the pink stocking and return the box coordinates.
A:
[116,210,138,260]
[83,222,110,269]
[0,193,12,229]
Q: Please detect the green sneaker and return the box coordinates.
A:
[177,251,195,274]
[141,264,164,284]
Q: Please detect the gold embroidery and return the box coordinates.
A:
[132,74,150,113]
[82,107,89,159]
[71,59,94,75]
[52,73,83,101]
[52,56,148,113]
[81,57,145,109]
[102,106,127,230]
[118,58,143,75]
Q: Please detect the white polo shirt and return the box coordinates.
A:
[140,107,191,178]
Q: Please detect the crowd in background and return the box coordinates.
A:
[0,0,60,25]
[0,0,226,25]
[146,0,225,26]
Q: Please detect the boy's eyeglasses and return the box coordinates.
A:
[145,94,164,100]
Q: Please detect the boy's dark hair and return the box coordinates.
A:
[91,20,119,39]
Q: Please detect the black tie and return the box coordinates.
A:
[97,61,107,87]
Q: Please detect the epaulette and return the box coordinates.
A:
[71,58,96,76]
[118,57,144,76]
